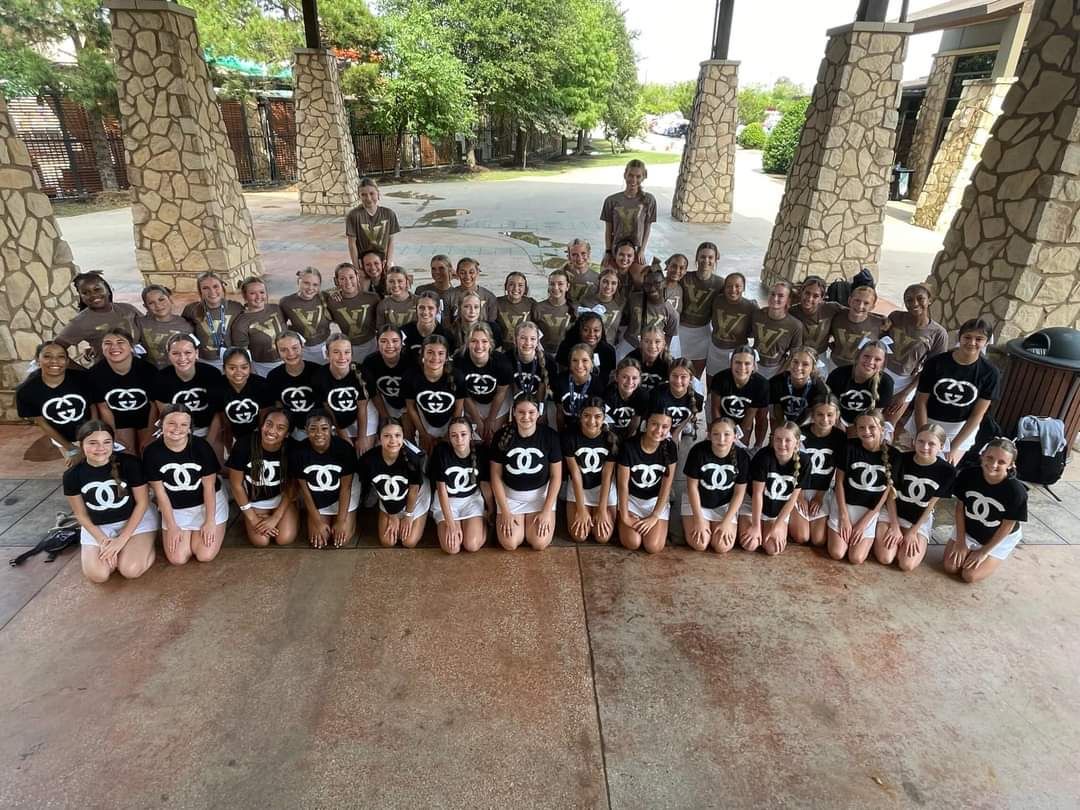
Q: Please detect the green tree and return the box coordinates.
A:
[554,0,620,153]
[601,7,641,151]
[737,84,770,125]
[736,121,766,149]
[670,79,695,120]
[639,79,695,118]
[761,96,809,174]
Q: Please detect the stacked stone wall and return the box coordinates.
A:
[908,53,956,198]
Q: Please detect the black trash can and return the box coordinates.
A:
[996,327,1080,441]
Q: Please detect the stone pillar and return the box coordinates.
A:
[105,0,262,293]
[0,96,80,421]
[908,53,956,198]
[761,22,912,288]
[913,78,1015,232]
[927,0,1080,341]
[294,49,361,216]
[671,60,739,224]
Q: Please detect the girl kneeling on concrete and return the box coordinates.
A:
[226,408,298,547]
[681,417,749,553]
[616,411,678,554]
[738,421,808,555]
[431,418,491,554]
[563,398,618,544]
[827,410,893,564]
[359,419,430,548]
[292,410,359,549]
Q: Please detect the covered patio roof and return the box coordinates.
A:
[908,0,1025,33]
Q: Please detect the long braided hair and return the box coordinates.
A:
[774,420,803,485]
[249,407,290,499]
[855,408,893,496]
[497,394,541,453]
[855,340,889,410]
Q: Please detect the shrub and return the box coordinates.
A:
[737,122,766,150]
[762,97,810,174]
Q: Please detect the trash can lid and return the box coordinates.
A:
[1006,327,1080,371]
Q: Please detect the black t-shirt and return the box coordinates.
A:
[400,323,454,362]
[16,369,94,442]
[430,441,488,499]
[750,447,810,520]
[88,359,156,430]
[63,454,144,526]
[291,436,358,510]
[839,440,890,510]
[552,372,606,422]
[800,427,847,492]
[454,351,513,406]
[152,363,224,430]
[358,446,425,514]
[826,365,895,425]
[266,362,321,431]
[562,429,617,491]
[361,352,411,412]
[222,375,274,439]
[225,438,289,502]
[769,373,830,424]
[955,466,1027,544]
[555,338,616,383]
[617,436,679,499]
[143,436,221,510]
[507,352,554,401]
[649,387,703,432]
[683,442,750,511]
[709,370,769,421]
[917,351,1000,424]
[492,425,562,491]
[603,384,649,437]
[402,367,458,428]
[892,452,956,525]
[316,366,367,429]
[627,349,669,391]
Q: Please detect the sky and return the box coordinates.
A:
[623,0,947,90]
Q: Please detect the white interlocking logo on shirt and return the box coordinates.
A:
[327,387,361,413]
[721,395,751,419]
[173,388,208,412]
[43,394,87,424]
[81,480,130,511]
[666,406,691,424]
[105,388,148,412]
[443,465,476,495]
[304,463,343,492]
[373,473,410,502]
[897,474,940,507]
[839,389,872,414]
[575,446,608,475]
[465,373,497,396]
[631,463,667,489]
[377,375,402,398]
[281,386,315,412]
[607,405,634,428]
[226,398,259,424]
[847,462,886,492]
[965,491,1005,527]
[933,378,978,408]
[416,390,455,414]
[160,462,203,492]
[698,462,736,491]
[245,460,281,488]
[504,447,545,476]
[764,472,796,502]
[803,447,834,476]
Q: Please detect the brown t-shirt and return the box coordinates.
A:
[531,300,576,354]
[279,293,332,344]
[885,311,949,377]
[563,266,601,304]
[229,305,287,362]
[377,295,418,330]
[326,292,379,344]
[56,303,142,356]
[415,283,455,319]
[622,299,679,349]
[710,297,757,349]
[663,283,683,315]
[829,309,885,367]
[446,285,499,322]
[793,302,841,354]
[182,300,244,362]
[495,296,535,348]
[679,272,724,327]
[579,293,626,345]
[137,314,194,368]
[600,191,657,250]
[751,309,805,370]
[345,205,401,255]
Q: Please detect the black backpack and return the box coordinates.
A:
[1014,416,1068,487]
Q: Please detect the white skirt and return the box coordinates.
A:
[474,398,511,420]
[303,341,327,364]
[566,481,617,508]
[419,413,449,439]
[170,488,229,530]
[364,401,405,437]
[898,513,933,539]
[903,414,972,455]
[500,485,553,515]
[80,506,160,546]
[317,476,362,515]
[351,338,377,364]
[432,490,486,523]
[795,488,829,522]
[737,499,791,523]
[253,360,282,377]
[679,495,731,522]
[706,343,735,377]
[378,479,431,518]
[250,494,282,511]
[963,530,1022,560]
[885,369,917,404]
[627,493,670,521]
[825,490,879,539]
[677,324,710,361]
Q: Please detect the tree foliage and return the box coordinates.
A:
[761,96,809,174]
[736,121,766,149]
[639,80,695,119]
[736,77,808,125]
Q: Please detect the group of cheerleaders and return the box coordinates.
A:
[14,169,1026,588]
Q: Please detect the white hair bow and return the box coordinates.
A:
[857,335,893,354]
[577,304,607,317]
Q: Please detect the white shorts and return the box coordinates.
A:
[303,342,327,364]
[250,494,282,511]
[80,506,160,546]
[364,401,405,437]
[566,482,618,508]
[500,485,553,516]
[351,339,377,364]
[474,399,511,421]
[737,499,791,524]
[317,476,362,515]
[706,344,736,377]
[253,360,282,377]
[897,513,933,539]
[627,493,670,521]
[170,488,229,530]
[825,491,879,539]
[419,414,449,439]
[679,496,732,522]
[794,489,829,522]
[378,480,432,518]
[963,530,1022,560]
[677,324,711,361]
[885,369,917,405]
[432,490,486,523]
[904,414,972,455]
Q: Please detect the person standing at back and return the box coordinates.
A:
[600,159,656,269]
[346,177,400,268]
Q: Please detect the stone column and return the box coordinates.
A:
[927,0,1080,341]
[105,0,262,293]
[671,60,739,224]
[761,22,912,288]
[294,49,361,216]
[913,78,1015,231]
[908,53,955,198]
[0,97,80,421]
